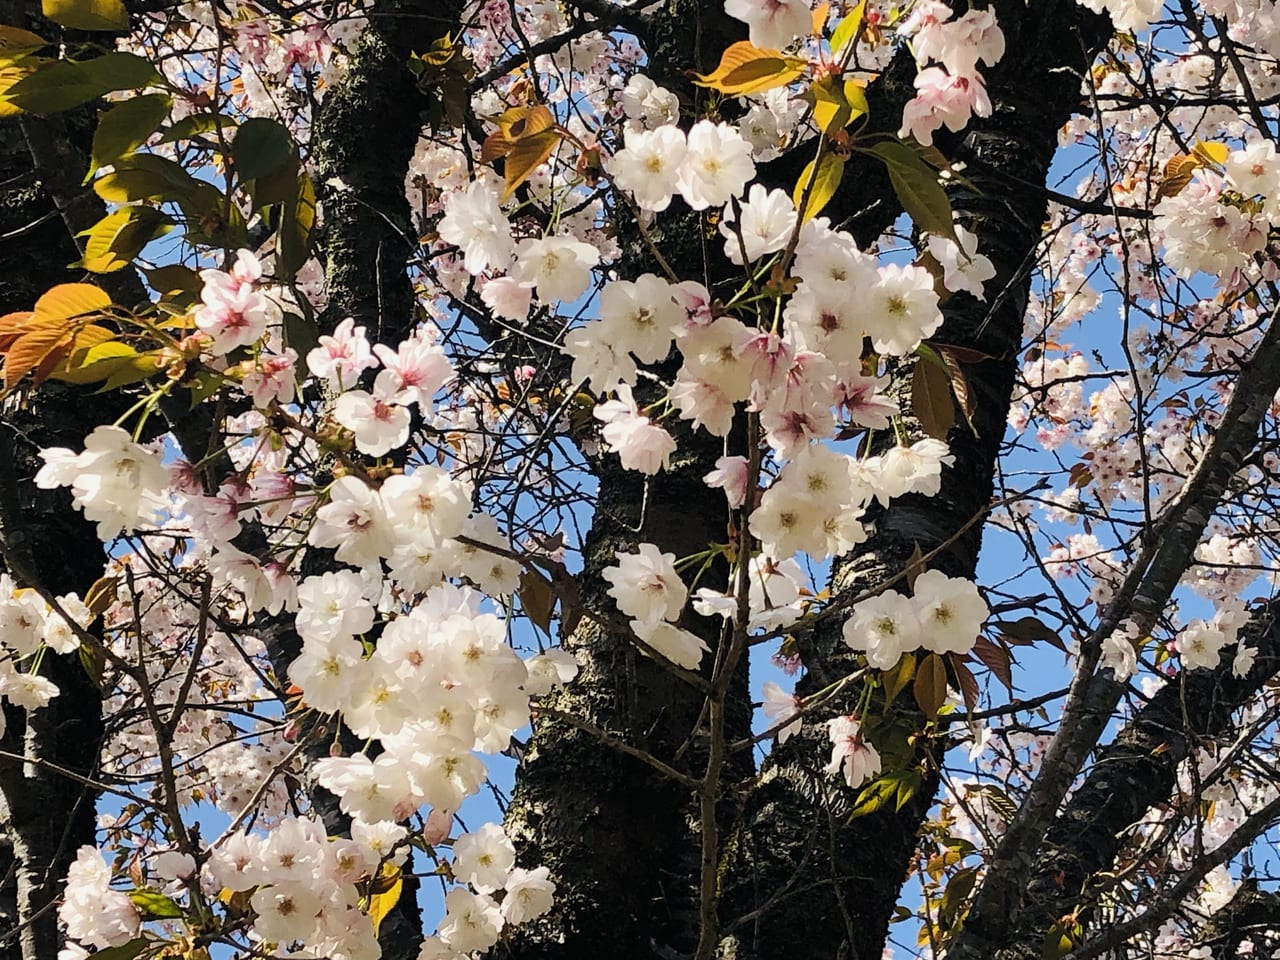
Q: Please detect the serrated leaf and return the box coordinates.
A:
[936,346,976,434]
[98,351,163,391]
[78,206,173,273]
[519,568,556,635]
[43,0,128,31]
[89,93,170,174]
[231,117,295,183]
[503,128,559,200]
[911,352,954,439]
[33,282,111,324]
[869,140,956,241]
[792,150,844,223]
[830,0,866,54]
[913,652,946,720]
[4,327,65,389]
[693,41,807,96]
[904,542,925,592]
[128,888,183,919]
[367,864,402,936]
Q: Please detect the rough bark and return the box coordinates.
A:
[311,0,460,345]
[990,598,1280,960]
[0,108,116,960]
[719,6,1110,959]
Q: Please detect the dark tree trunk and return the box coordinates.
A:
[0,107,118,960]
[718,6,1110,959]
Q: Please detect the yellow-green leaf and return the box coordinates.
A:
[89,93,171,175]
[128,888,183,919]
[93,152,196,203]
[693,41,807,96]
[77,206,173,273]
[48,340,137,384]
[3,52,156,114]
[367,865,403,936]
[43,0,128,31]
[231,116,295,183]
[830,0,866,55]
[503,128,559,200]
[82,574,119,616]
[792,151,845,222]
[913,652,947,720]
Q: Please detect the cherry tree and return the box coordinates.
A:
[0,0,1278,959]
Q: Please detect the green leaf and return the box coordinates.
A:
[792,151,844,223]
[5,53,156,114]
[282,311,320,360]
[43,0,128,31]
[85,937,149,960]
[157,112,237,144]
[911,349,954,440]
[829,0,866,55]
[144,264,202,306]
[276,173,316,279]
[77,206,173,273]
[90,93,171,174]
[0,26,50,66]
[231,117,295,183]
[128,888,183,919]
[868,140,956,241]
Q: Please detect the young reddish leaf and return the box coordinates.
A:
[4,327,67,390]
[693,41,807,96]
[995,615,1067,651]
[914,652,947,720]
[949,655,979,711]
[971,636,1014,692]
[937,346,977,433]
[911,354,954,440]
